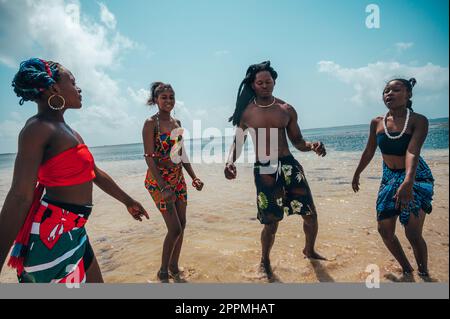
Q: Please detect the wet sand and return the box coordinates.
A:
[0,149,448,283]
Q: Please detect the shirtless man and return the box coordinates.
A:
[224,61,326,279]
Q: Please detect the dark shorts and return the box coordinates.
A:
[253,155,317,224]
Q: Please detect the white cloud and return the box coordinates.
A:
[98,2,116,29]
[395,42,414,52]
[318,60,449,106]
[127,87,150,105]
[174,100,193,121]
[0,0,144,150]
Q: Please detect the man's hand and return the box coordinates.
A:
[311,141,326,157]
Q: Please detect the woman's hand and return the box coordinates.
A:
[192,178,204,191]
[352,174,360,193]
[394,181,414,211]
[125,199,149,222]
[224,163,237,180]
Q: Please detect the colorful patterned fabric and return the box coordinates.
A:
[145,165,187,212]
[376,156,434,225]
[155,132,176,161]
[8,144,96,274]
[17,197,93,283]
[253,155,316,224]
[145,115,186,211]
[153,114,184,162]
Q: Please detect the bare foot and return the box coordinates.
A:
[400,272,415,282]
[418,269,429,277]
[418,271,437,282]
[384,273,401,282]
[259,260,274,280]
[417,270,437,282]
[303,249,327,260]
[169,266,181,274]
[157,270,169,283]
[169,268,188,283]
[402,266,414,274]
[385,268,416,283]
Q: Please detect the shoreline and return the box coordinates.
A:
[0,150,448,283]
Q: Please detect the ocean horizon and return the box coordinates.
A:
[0,117,448,169]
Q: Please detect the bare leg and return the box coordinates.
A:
[287,182,325,261]
[169,199,187,275]
[85,255,104,283]
[159,202,182,282]
[260,221,279,279]
[405,210,428,276]
[378,217,414,273]
[301,214,326,260]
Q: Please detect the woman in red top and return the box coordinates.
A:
[0,58,148,283]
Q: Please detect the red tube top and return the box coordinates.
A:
[38,144,96,186]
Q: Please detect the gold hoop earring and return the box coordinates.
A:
[48,94,65,111]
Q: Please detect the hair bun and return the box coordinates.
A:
[12,58,58,105]
[409,78,417,87]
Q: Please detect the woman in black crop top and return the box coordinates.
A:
[352,78,434,279]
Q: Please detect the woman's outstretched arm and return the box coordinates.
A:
[93,165,149,221]
[352,118,379,192]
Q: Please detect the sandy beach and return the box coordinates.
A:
[0,149,448,283]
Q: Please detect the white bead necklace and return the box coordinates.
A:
[383,108,410,139]
[253,97,276,108]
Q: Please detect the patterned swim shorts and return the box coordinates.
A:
[254,155,317,224]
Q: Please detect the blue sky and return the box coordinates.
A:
[0,0,448,153]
